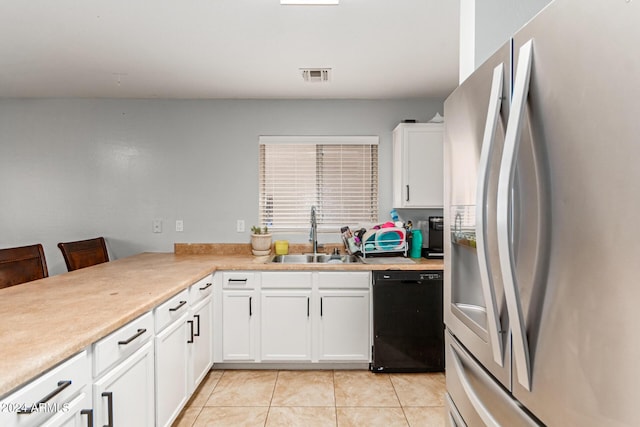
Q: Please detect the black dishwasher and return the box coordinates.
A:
[371,270,444,372]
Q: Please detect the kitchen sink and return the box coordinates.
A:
[268,254,362,264]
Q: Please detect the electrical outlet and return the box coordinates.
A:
[153,219,162,233]
[237,219,245,232]
[176,220,184,232]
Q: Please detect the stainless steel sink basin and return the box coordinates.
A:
[269,254,362,264]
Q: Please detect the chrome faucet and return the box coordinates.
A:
[310,205,318,254]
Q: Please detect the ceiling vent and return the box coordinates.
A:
[301,68,331,82]
[282,1,339,5]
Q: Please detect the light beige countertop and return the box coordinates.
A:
[0,249,443,397]
[0,253,216,398]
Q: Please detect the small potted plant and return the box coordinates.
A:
[250,225,272,256]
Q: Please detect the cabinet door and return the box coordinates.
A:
[155,313,189,427]
[94,341,155,427]
[189,295,213,393]
[406,126,443,207]
[318,290,370,361]
[222,290,256,361]
[40,389,92,427]
[393,123,444,208]
[261,290,312,361]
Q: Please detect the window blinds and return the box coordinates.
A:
[259,136,379,231]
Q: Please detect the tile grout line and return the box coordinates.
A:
[332,370,338,427]
[187,406,204,427]
[388,374,412,426]
[182,369,223,427]
[264,370,280,426]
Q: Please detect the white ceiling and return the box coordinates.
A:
[0,1,460,99]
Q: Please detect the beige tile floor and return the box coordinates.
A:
[173,370,445,427]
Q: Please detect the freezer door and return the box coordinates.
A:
[506,0,640,425]
[444,42,511,388]
[445,330,541,427]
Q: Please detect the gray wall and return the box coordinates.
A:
[475,0,552,67]
[0,98,443,275]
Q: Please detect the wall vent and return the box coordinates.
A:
[301,68,331,82]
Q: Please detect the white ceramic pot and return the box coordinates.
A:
[250,233,272,255]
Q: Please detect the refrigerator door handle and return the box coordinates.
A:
[497,39,534,391]
[449,341,500,427]
[475,63,506,367]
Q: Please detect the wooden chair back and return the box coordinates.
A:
[0,244,49,289]
[57,237,109,272]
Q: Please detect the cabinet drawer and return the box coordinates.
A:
[93,311,153,378]
[261,272,312,289]
[222,272,256,289]
[0,350,90,427]
[155,289,189,334]
[189,274,214,305]
[318,272,370,289]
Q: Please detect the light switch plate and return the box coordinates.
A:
[176,220,184,232]
[237,219,245,232]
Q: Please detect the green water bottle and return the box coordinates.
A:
[410,230,422,258]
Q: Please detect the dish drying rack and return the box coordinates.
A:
[360,228,408,258]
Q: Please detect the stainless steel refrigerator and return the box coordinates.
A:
[443,0,640,425]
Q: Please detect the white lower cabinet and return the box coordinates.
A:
[154,289,190,427]
[188,295,213,393]
[222,290,257,360]
[93,341,155,427]
[40,388,92,427]
[261,290,312,361]
[215,270,371,365]
[3,274,216,427]
[221,272,257,361]
[0,350,92,427]
[318,290,370,361]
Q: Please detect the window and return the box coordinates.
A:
[259,136,379,231]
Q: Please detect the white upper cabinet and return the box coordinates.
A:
[393,123,444,208]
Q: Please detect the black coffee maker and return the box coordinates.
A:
[424,216,444,259]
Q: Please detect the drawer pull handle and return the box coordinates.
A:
[307,297,310,317]
[169,300,187,312]
[17,380,72,414]
[228,278,248,284]
[249,296,253,316]
[320,297,323,317]
[187,320,194,344]
[81,409,94,427]
[117,328,147,345]
[194,314,201,336]
[102,391,114,427]
[199,282,213,290]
